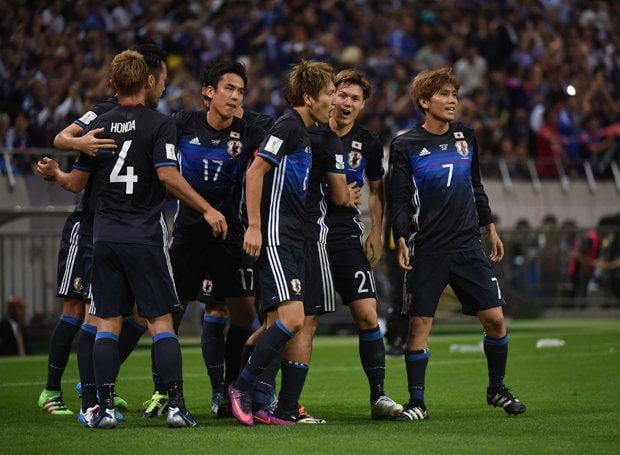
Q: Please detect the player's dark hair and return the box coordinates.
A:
[133,42,166,78]
[335,69,371,100]
[200,58,248,90]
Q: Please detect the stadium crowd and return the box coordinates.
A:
[1,0,620,178]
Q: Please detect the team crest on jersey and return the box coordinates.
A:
[227,140,243,157]
[455,140,469,157]
[73,277,83,293]
[348,150,362,169]
[291,278,302,294]
[201,279,213,297]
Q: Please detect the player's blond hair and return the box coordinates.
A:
[110,50,149,96]
[410,67,460,112]
[286,60,334,107]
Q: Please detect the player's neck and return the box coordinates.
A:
[207,109,233,131]
[293,106,314,128]
[328,117,353,137]
[118,94,145,106]
[422,117,450,135]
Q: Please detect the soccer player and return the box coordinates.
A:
[36,43,165,416]
[163,58,266,418]
[228,60,336,426]
[326,69,403,420]
[388,67,526,421]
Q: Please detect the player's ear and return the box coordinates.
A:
[146,74,155,89]
[303,92,313,107]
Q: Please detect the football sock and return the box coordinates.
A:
[239,343,254,369]
[92,331,120,408]
[118,316,147,364]
[405,349,429,406]
[46,315,81,391]
[253,350,282,411]
[77,323,97,411]
[150,344,166,393]
[277,360,309,415]
[483,334,508,391]
[358,326,386,402]
[201,315,227,391]
[224,324,253,389]
[235,320,293,393]
[167,380,185,408]
[152,333,183,385]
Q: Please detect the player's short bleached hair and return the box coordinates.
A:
[335,69,372,100]
[110,50,149,96]
[286,60,334,107]
[410,67,460,112]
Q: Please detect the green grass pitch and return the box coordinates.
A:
[1,318,618,454]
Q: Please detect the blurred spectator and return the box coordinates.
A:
[568,217,605,298]
[0,296,30,356]
[5,111,32,174]
[535,107,564,178]
[592,213,620,299]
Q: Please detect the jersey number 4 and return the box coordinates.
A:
[110,140,138,194]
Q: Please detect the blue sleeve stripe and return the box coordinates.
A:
[154,162,177,168]
[257,151,280,166]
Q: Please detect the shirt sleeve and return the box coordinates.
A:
[365,134,384,181]
[153,117,179,168]
[470,135,493,227]
[389,139,414,241]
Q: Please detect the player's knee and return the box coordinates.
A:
[62,298,84,319]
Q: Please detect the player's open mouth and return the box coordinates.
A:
[341,109,351,117]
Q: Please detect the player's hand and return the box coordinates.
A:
[487,225,504,263]
[347,182,361,208]
[365,231,382,267]
[397,237,412,271]
[79,128,117,157]
[243,226,262,261]
[204,209,227,240]
[36,157,58,181]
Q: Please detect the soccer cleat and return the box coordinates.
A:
[77,405,99,427]
[141,392,169,418]
[391,403,428,421]
[216,396,232,418]
[371,395,404,420]
[487,386,526,415]
[253,409,296,426]
[38,389,73,415]
[87,406,117,429]
[78,406,123,425]
[167,406,199,428]
[294,405,326,424]
[211,391,223,415]
[228,384,254,426]
[76,382,128,410]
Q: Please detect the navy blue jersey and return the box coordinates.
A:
[243,110,275,132]
[257,110,312,246]
[172,111,265,239]
[326,123,384,248]
[73,97,119,130]
[69,98,120,238]
[305,123,345,241]
[85,104,178,246]
[389,123,493,255]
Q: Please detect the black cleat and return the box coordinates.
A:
[487,386,526,415]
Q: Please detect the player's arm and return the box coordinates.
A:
[365,178,384,267]
[157,165,227,239]
[54,123,117,157]
[389,143,413,271]
[470,136,503,262]
[243,156,273,261]
[36,156,90,193]
[326,172,359,208]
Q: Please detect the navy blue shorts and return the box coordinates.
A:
[170,233,254,301]
[91,242,182,319]
[304,240,336,316]
[404,249,505,317]
[329,245,377,304]
[257,244,305,312]
[55,215,83,300]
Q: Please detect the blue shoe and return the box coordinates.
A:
[88,406,117,429]
[77,406,124,425]
[75,382,82,398]
[167,405,198,428]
